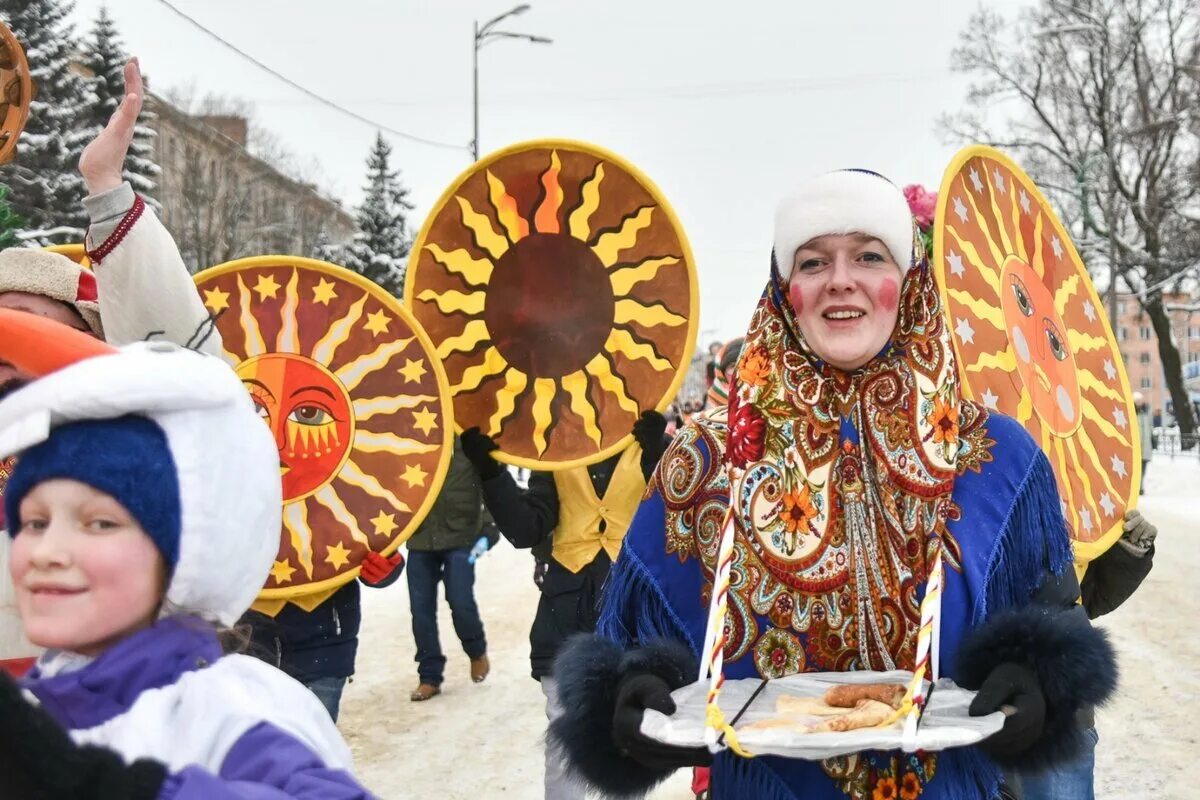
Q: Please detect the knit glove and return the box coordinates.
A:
[360,550,404,585]
[0,671,167,800]
[461,427,505,480]
[1117,508,1156,556]
[612,673,713,772]
[969,662,1047,759]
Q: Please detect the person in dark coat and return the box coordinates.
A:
[460,411,670,800]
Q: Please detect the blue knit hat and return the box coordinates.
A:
[4,415,183,569]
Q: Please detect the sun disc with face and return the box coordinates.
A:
[933,146,1139,563]
[194,257,453,602]
[405,140,699,470]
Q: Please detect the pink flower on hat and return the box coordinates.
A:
[903,184,938,230]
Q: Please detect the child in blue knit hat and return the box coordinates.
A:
[0,311,375,800]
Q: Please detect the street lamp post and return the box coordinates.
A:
[471,4,552,161]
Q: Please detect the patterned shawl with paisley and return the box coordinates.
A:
[721,223,964,674]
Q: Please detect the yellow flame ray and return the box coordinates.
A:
[425,244,494,288]
[488,367,529,436]
[1053,274,1080,318]
[353,394,438,420]
[609,256,680,295]
[276,269,301,354]
[416,289,486,316]
[336,337,414,392]
[945,225,1002,294]
[353,430,439,457]
[486,171,529,243]
[437,319,491,359]
[1081,397,1132,448]
[605,328,673,372]
[614,299,687,328]
[313,484,370,547]
[1009,179,1030,262]
[591,206,655,267]
[568,163,605,242]
[339,460,412,517]
[586,354,639,417]
[947,288,1005,331]
[534,151,564,235]
[531,378,557,456]
[1066,329,1108,353]
[236,275,267,357]
[964,347,1017,374]
[562,370,602,448]
[1065,436,1106,531]
[451,346,509,395]
[984,177,1014,257]
[959,174,1007,268]
[283,501,314,579]
[1077,370,1123,403]
[312,294,368,367]
[1052,436,1080,531]
[1016,387,1033,423]
[455,196,509,260]
[1074,427,1124,501]
[1031,212,1046,279]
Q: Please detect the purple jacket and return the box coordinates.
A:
[23,617,374,799]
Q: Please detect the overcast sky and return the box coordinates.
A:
[70,0,1033,341]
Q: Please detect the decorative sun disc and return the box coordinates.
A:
[933,145,1139,563]
[406,140,699,470]
[0,21,32,165]
[44,244,91,269]
[194,257,454,601]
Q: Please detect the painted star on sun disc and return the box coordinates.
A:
[1113,408,1127,429]
[953,197,969,223]
[1099,493,1116,518]
[948,251,966,278]
[401,464,429,488]
[1019,189,1031,214]
[981,388,1000,411]
[992,168,1006,193]
[1103,359,1117,381]
[325,542,352,569]
[253,274,281,300]
[412,407,438,436]
[969,168,983,192]
[269,559,296,584]
[204,287,230,314]
[364,310,392,336]
[1082,300,1097,322]
[370,511,399,538]
[1110,454,1127,479]
[955,317,976,345]
[312,279,338,306]
[399,358,427,383]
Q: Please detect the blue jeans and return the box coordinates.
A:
[1008,727,1098,800]
[407,548,487,686]
[304,675,347,722]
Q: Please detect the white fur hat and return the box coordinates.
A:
[0,249,103,335]
[774,170,915,276]
[0,318,280,627]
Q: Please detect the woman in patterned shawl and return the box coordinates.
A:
[548,170,1116,800]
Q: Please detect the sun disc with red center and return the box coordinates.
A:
[194,257,454,606]
[933,145,1139,564]
[405,140,699,470]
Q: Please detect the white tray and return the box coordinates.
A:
[640,670,1004,759]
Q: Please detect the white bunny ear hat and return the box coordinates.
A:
[0,310,281,626]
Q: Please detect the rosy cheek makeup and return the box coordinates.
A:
[876,277,900,313]
[787,280,805,315]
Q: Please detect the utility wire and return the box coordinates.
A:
[152,0,470,152]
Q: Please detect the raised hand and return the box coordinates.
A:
[79,58,144,195]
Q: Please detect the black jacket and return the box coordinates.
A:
[243,581,363,684]
[407,439,488,553]
[482,454,628,680]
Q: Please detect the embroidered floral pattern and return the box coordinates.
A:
[753,627,805,679]
[821,751,937,800]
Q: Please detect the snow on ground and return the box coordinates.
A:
[343,452,1199,799]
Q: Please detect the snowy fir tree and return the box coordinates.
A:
[310,227,341,263]
[0,185,25,248]
[0,0,91,243]
[82,6,159,209]
[342,133,415,295]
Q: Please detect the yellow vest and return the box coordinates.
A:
[551,444,647,574]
